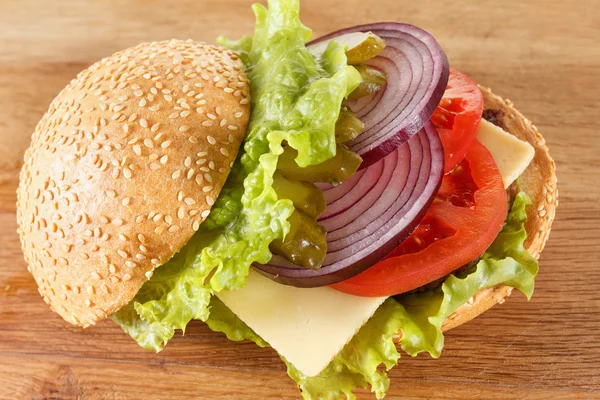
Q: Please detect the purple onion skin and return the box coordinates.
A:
[309,23,449,170]
[255,123,444,287]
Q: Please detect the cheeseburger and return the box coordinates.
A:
[17,0,557,398]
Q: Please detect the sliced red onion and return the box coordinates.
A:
[254,122,444,287]
[308,23,449,169]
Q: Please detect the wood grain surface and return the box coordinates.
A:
[0,0,598,399]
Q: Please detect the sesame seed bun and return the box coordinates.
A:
[439,86,557,332]
[17,39,250,327]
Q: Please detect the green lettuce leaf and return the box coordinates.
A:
[112,0,360,351]
[202,192,539,399]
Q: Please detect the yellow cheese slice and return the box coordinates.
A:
[217,271,386,377]
[476,119,535,188]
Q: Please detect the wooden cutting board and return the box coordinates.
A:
[1,0,599,398]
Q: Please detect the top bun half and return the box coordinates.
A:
[17,40,250,327]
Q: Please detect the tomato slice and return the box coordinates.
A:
[431,68,484,174]
[331,140,507,297]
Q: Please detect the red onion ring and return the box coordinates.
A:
[308,23,449,169]
[254,122,444,287]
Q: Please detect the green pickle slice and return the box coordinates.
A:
[277,144,362,185]
[347,64,387,100]
[344,31,387,65]
[269,210,327,270]
[272,172,326,219]
[310,31,386,65]
[336,105,364,143]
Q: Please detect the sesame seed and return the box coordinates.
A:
[228,125,238,131]
[165,215,173,224]
[207,113,217,120]
[220,148,229,156]
[119,234,128,241]
[201,210,210,218]
[203,186,213,193]
[207,136,216,145]
[168,225,180,233]
[153,214,163,222]
[151,258,160,265]
[161,140,172,148]
[206,196,215,206]
[123,168,132,179]
[204,173,213,183]
[160,155,169,164]
[118,250,129,258]
[91,272,101,281]
[122,197,131,206]
[172,170,182,179]
[133,145,142,156]
[145,271,154,279]
[150,163,161,170]
[179,125,190,132]
[122,273,132,281]
[109,264,117,274]
[155,226,165,234]
[87,285,95,295]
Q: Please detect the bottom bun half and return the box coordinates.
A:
[397,86,558,335]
